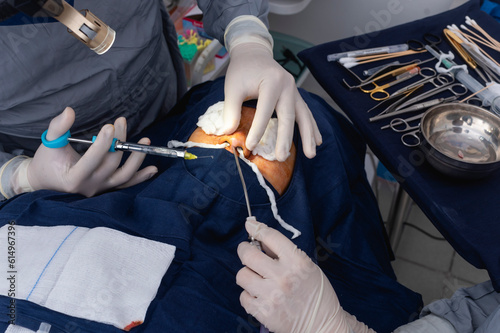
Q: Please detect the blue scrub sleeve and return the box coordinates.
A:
[196,0,270,44]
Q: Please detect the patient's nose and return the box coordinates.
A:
[226,133,251,158]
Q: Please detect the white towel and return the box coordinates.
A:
[4,323,50,333]
[4,324,35,333]
[0,225,176,331]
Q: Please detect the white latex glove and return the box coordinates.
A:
[236,219,376,333]
[1,107,157,198]
[223,16,322,162]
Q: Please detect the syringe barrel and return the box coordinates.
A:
[489,97,500,116]
[116,142,184,158]
[455,70,489,100]
[455,70,500,116]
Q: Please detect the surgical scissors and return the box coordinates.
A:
[367,67,440,112]
[370,72,455,117]
[343,63,419,90]
[407,32,442,53]
[359,67,420,100]
[369,83,465,122]
[401,129,422,147]
[387,68,447,101]
[387,114,424,147]
[378,113,423,147]
[342,57,435,90]
[381,113,424,131]
[386,98,486,147]
[395,81,467,112]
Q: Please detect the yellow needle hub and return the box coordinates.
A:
[184,152,198,160]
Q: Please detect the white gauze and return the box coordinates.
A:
[253,118,279,161]
[167,140,229,149]
[196,101,285,161]
[196,101,227,136]
[237,149,301,239]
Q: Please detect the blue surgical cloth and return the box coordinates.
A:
[481,0,500,22]
[0,78,422,333]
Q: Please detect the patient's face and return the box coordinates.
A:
[188,106,296,195]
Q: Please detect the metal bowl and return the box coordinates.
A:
[420,103,500,179]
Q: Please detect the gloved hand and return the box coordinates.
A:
[223,16,322,162]
[236,219,376,333]
[0,107,157,198]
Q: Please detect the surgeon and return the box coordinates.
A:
[238,219,500,333]
[0,0,321,199]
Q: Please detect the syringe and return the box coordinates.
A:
[41,129,198,160]
[68,137,198,160]
[426,45,500,115]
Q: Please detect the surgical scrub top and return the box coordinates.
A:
[0,0,269,163]
[0,78,423,333]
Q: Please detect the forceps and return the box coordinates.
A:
[370,95,459,122]
[360,67,419,100]
[370,73,457,120]
[367,67,439,112]
[394,82,467,113]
